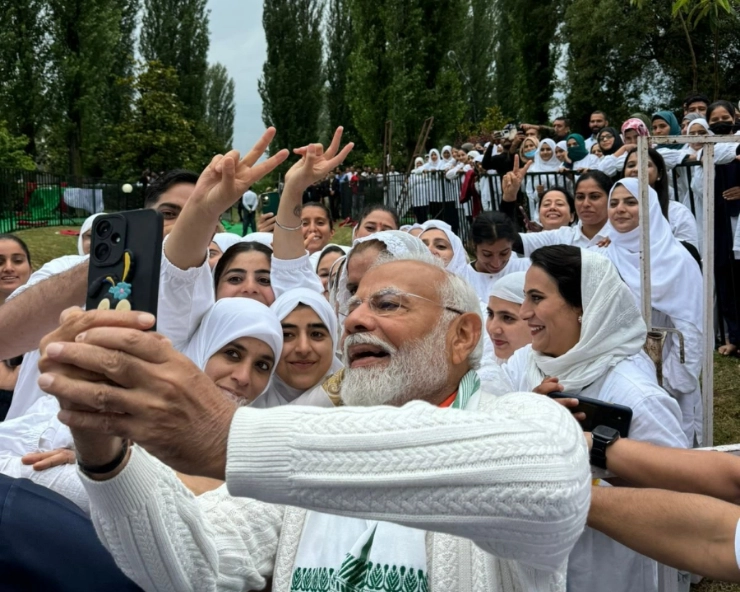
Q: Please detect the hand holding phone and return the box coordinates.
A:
[548,392,632,437]
[86,210,163,329]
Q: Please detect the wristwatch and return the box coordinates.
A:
[590,426,620,469]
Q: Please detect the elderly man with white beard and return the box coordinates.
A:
[36,256,591,592]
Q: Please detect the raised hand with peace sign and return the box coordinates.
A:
[502,155,533,203]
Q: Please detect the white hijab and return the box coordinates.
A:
[78,213,106,256]
[489,271,526,305]
[183,298,283,397]
[240,232,274,248]
[420,220,469,276]
[602,177,703,331]
[530,138,561,173]
[211,232,241,254]
[412,157,425,173]
[331,230,433,312]
[252,289,344,408]
[440,145,454,168]
[424,149,443,171]
[525,249,647,392]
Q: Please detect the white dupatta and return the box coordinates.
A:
[525,250,646,392]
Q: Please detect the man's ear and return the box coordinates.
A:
[448,312,482,366]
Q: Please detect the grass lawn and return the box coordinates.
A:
[12,224,740,591]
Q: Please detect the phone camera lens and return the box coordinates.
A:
[111,233,121,245]
[94,243,110,261]
[96,220,112,239]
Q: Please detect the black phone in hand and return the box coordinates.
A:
[548,392,632,437]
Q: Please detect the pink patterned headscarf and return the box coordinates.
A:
[621,118,649,137]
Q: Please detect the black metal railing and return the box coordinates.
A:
[0,169,144,234]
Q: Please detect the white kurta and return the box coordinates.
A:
[519,221,609,257]
[503,346,687,592]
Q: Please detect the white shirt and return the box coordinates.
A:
[241,190,258,211]
[520,221,609,257]
[503,346,687,592]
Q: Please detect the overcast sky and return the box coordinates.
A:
[207,0,267,154]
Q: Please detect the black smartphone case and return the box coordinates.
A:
[86,210,163,330]
[549,392,633,437]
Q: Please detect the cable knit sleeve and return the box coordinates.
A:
[226,392,591,572]
[80,447,283,592]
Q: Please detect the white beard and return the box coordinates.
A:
[341,321,451,407]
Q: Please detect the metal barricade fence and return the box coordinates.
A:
[0,168,143,234]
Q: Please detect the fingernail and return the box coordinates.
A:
[138,313,155,325]
[38,374,53,388]
[46,343,63,357]
[75,332,87,342]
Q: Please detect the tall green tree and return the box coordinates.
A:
[46,0,124,176]
[458,0,496,125]
[0,0,49,161]
[325,0,360,149]
[104,0,140,130]
[104,62,205,178]
[204,63,236,153]
[140,0,210,120]
[345,0,467,165]
[258,0,324,155]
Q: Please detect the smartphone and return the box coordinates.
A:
[260,192,280,216]
[86,210,163,329]
[548,393,633,437]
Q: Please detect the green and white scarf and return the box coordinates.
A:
[289,371,481,592]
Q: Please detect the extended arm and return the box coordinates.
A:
[591,435,740,504]
[588,486,740,582]
[226,393,591,571]
[0,259,88,359]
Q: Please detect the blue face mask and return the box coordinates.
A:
[524,150,536,158]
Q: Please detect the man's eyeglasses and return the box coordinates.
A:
[340,289,465,318]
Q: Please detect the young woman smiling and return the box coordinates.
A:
[0,235,32,307]
[599,178,703,444]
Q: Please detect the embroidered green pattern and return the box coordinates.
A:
[289,563,429,592]
[451,369,480,410]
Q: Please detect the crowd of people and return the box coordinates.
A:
[0,95,738,591]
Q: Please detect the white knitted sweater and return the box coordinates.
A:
[80,391,591,591]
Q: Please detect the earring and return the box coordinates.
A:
[578,315,582,324]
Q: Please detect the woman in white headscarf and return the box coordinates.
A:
[329,230,434,317]
[525,139,562,223]
[485,271,530,364]
[251,288,343,408]
[502,245,686,592]
[599,177,703,444]
[409,157,429,223]
[77,213,106,256]
[423,149,445,216]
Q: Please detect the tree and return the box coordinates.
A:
[104,0,140,129]
[46,0,125,176]
[345,0,467,165]
[458,0,496,125]
[104,62,206,179]
[0,0,49,160]
[140,0,210,120]
[204,63,236,153]
[0,121,36,170]
[258,0,324,155]
[324,0,360,149]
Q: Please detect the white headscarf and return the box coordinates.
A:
[556,140,567,152]
[489,271,526,304]
[252,288,344,408]
[412,157,425,173]
[688,118,712,135]
[530,138,561,173]
[314,243,350,271]
[331,230,433,312]
[420,220,469,276]
[440,145,454,168]
[525,249,647,392]
[241,232,274,248]
[211,232,241,254]
[602,177,703,331]
[424,149,443,171]
[183,298,283,397]
[78,213,106,256]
